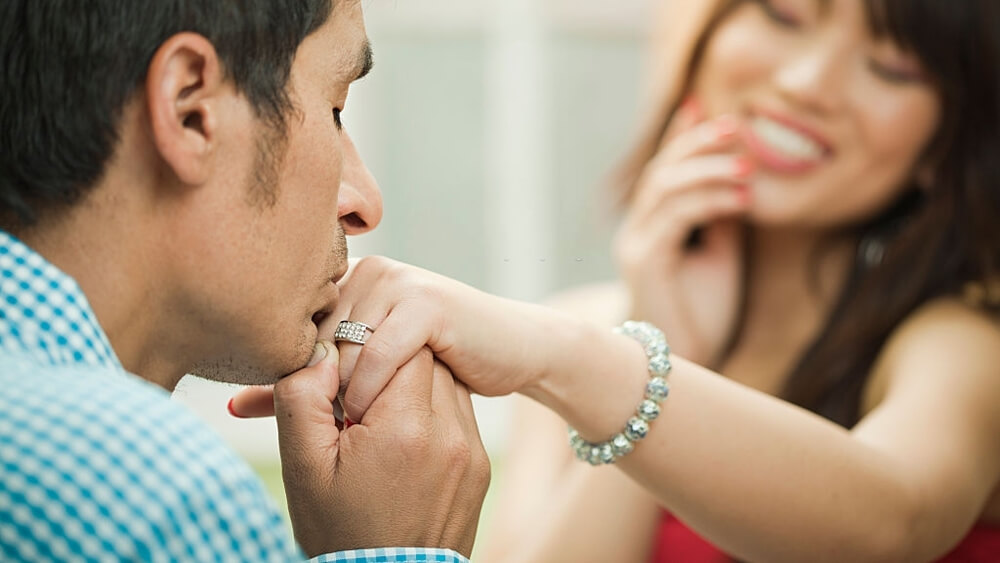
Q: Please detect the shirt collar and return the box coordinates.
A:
[0,230,123,372]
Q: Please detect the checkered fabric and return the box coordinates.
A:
[0,230,468,563]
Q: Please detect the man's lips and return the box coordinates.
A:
[312,279,341,327]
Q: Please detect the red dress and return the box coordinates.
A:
[650,511,1000,562]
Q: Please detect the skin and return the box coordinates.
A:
[24,3,380,390]
[696,0,940,228]
[212,1,995,562]
[474,1,994,561]
[225,0,997,559]
[19,0,490,556]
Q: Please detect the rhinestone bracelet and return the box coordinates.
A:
[568,320,671,465]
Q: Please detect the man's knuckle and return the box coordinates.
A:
[395,422,432,454]
[473,454,492,489]
[443,436,473,468]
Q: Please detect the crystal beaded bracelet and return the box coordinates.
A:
[568,320,671,465]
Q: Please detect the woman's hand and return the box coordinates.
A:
[323,257,561,421]
[614,100,752,367]
[227,259,563,422]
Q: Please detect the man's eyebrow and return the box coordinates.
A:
[353,40,373,81]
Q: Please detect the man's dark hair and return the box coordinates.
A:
[0,0,333,227]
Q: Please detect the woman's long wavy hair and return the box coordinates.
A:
[618,0,1000,426]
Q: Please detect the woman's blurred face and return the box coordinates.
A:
[692,0,940,228]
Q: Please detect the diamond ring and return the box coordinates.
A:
[333,320,374,345]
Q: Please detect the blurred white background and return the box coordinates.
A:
[172,0,656,540]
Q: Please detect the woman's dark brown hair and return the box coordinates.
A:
[618,0,1000,427]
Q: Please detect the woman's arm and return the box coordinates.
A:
[328,258,1000,563]
[528,298,1000,563]
[479,395,663,562]
[478,284,662,562]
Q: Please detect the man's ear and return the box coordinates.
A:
[145,33,226,186]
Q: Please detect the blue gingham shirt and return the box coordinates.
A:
[0,230,468,563]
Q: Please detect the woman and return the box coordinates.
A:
[481,0,1000,560]
[231,0,1000,560]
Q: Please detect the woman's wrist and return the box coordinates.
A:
[519,314,651,441]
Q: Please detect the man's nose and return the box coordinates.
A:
[337,132,383,234]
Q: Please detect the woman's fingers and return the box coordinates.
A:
[228,385,277,418]
[340,301,442,422]
[659,114,744,163]
[361,346,436,424]
[659,96,704,145]
[616,183,748,273]
[624,155,753,237]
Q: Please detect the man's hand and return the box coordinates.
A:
[269,341,490,557]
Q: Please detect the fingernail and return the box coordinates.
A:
[344,417,355,429]
[307,342,328,367]
[736,184,753,204]
[681,96,699,113]
[227,397,246,419]
[734,156,755,177]
[716,116,740,138]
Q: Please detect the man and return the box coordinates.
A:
[0,0,489,561]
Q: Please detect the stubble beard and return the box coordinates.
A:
[188,122,307,386]
[188,120,351,386]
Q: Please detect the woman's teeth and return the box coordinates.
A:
[750,116,824,161]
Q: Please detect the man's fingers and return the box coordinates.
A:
[430,359,461,418]
[451,378,481,440]
[228,385,276,418]
[273,341,343,451]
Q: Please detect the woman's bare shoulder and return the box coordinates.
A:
[542,280,631,327]
[887,297,1000,353]
[864,297,1000,414]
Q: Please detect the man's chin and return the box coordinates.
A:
[188,332,315,386]
[189,357,296,386]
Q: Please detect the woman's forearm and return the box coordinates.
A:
[521,319,922,563]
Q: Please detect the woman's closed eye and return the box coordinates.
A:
[867,44,927,85]
[756,0,819,29]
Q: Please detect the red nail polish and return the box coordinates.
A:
[716,118,740,139]
[226,398,245,419]
[736,184,753,204]
[734,157,755,177]
[681,96,700,114]
[344,417,355,429]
